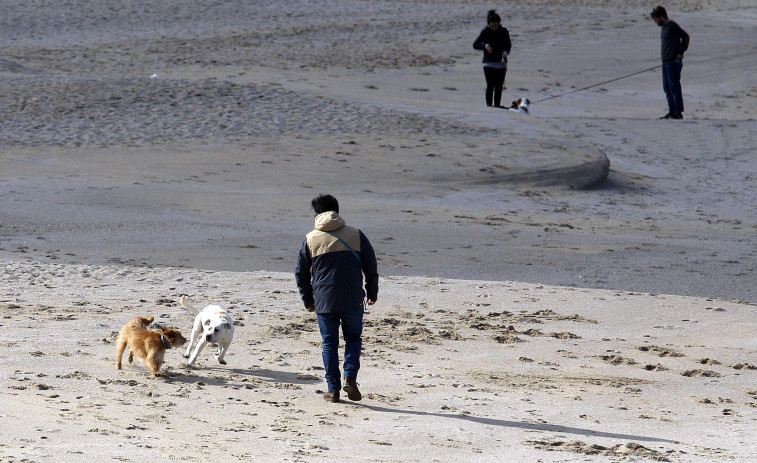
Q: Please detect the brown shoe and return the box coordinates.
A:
[323,390,340,403]
[343,378,362,401]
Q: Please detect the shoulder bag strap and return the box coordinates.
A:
[326,231,361,263]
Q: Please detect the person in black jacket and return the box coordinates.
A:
[295,194,379,403]
[473,10,512,108]
[651,6,690,119]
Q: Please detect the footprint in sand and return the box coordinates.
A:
[682,369,722,378]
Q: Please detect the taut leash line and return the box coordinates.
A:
[531,64,662,105]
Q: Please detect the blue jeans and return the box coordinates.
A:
[317,309,363,392]
[662,59,684,115]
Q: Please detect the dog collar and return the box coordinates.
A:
[160,334,171,349]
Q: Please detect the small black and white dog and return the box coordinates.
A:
[509,97,531,114]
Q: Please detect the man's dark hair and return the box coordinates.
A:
[650,5,668,19]
[311,194,339,215]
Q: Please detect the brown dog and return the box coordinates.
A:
[116,316,187,376]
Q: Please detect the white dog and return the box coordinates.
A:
[180,295,235,366]
[509,97,531,114]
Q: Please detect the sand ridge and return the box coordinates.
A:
[2,0,756,300]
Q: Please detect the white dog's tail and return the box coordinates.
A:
[180,295,200,316]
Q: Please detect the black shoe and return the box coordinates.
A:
[343,378,362,401]
[670,113,683,119]
[660,113,672,119]
[323,390,340,403]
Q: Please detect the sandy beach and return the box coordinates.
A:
[1,0,756,461]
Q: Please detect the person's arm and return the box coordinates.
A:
[675,23,690,58]
[473,29,489,52]
[294,239,315,311]
[503,28,512,55]
[359,231,379,304]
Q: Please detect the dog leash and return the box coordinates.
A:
[531,64,662,105]
[326,231,361,263]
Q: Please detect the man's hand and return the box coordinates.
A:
[367,299,376,306]
[305,305,315,312]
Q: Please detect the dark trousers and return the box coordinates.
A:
[662,59,684,115]
[483,66,506,107]
[317,309,363,392]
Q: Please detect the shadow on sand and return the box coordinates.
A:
[354,403,678,444]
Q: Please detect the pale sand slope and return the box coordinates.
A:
[1,0,756,300]
[0,261,755,462]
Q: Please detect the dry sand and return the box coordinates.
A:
[1,263,756,462]
[1,0,756,461]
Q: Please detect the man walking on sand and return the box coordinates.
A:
[651,5,690,120]
[295,194,378,403]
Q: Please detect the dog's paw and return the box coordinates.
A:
[218,359,227,365]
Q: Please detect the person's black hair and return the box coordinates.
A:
[311,194,339,215]
[650,6,668,19]
[487,9,501,24]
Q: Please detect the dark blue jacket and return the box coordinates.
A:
[295,212,379,314]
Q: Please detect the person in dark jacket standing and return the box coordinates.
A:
[295,194,378,403]
[651,6,690,119]
[473,10,512,108]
